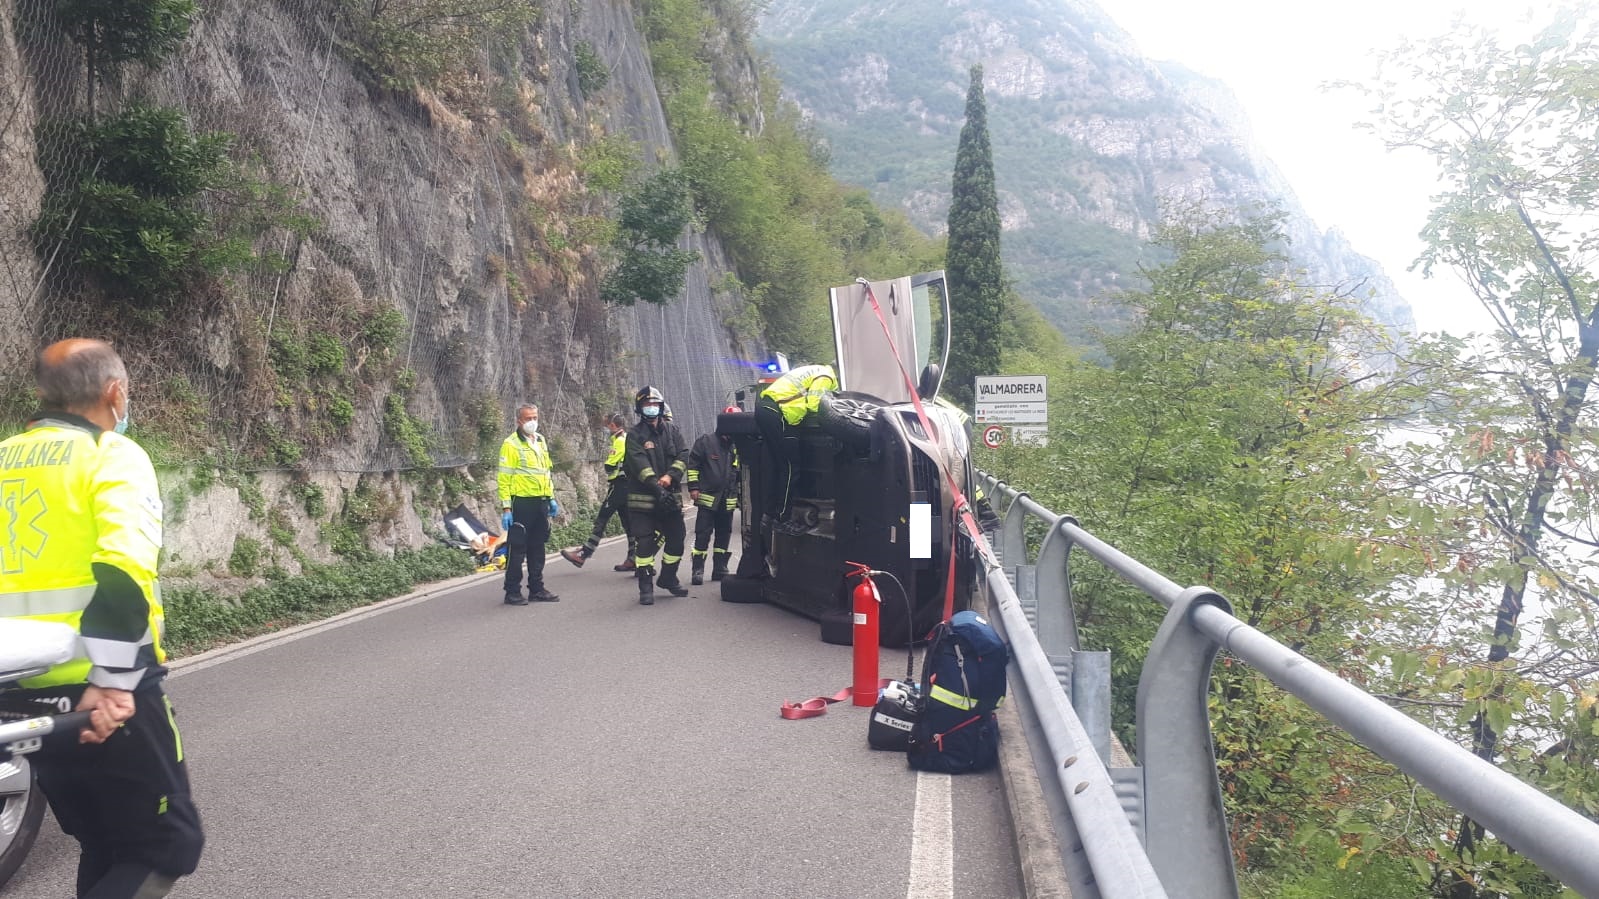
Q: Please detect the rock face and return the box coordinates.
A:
[0,0,759,571]
[758,0,1415,344]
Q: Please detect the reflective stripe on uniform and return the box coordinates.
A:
[0,585,96,617]
[498,464,551,477]
[929,683,978,710]
[81,630,153,669]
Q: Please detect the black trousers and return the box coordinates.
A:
[504,495,551,593]
[754,399,792,518]
[627,505,686,568]
[693,505,735,556]
[581,481,630,554]
[5,680,204,897]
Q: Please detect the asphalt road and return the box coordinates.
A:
[2,539,1022,898]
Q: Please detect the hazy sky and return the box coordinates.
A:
[1101,0,1552,336]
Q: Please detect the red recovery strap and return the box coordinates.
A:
[856,280,1001,623]
[779,680,895,720]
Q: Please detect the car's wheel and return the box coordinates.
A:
[0,758,45,887]
[719,575,766,604]
[820,390,882,450]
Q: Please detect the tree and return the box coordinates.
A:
[32,103,234,305]
[1353,8,1599,895]
[53,0,196,117]
[982,208,1431,889]
[944,64,1004,407]
[600,168,700,307]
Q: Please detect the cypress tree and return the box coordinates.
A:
[944,64,1003,408]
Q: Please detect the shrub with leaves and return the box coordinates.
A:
[337,0,537,87]
[599,168,700,306]
[32,103,234,305]
[51,0,196,114]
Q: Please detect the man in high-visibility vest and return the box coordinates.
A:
[498,403,561,605]
[560,412,637,571]
[685,408,741,585]
[754,363,837,531]
[0,339,203,898]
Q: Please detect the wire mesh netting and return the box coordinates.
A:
[0,0,756,478]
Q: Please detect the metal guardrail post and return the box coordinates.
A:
[999,486,1028,566]
[1035,516,1080,657]
[1072,649,1112,767]
[987,565,1170,898]
[1137,587,1239,899]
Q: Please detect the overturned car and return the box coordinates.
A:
[717,272,981,647]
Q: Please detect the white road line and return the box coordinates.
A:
[165,536,625,678]
[908,770,954,899]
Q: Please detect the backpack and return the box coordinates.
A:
[907,610,1009,773]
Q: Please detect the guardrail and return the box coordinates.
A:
[975,470,1599,898]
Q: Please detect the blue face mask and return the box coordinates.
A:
[113,386,131,435]
[642,405,661,419]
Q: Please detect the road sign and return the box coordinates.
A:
[981,425,1005,448]
[975,375,1048,424]
[975,375,1048,445]
[1010,425,1048,446]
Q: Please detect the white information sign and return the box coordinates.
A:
[974,376,1048,445]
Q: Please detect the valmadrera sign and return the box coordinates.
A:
[974,375,1048,446]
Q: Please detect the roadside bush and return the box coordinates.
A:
[162,545,474,654]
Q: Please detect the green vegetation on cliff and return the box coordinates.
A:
[635,0,941,359]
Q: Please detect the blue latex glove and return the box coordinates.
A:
[549,498,561,517]
[501,510,513,531]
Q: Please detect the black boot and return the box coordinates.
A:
[711,554,729,581]
[657,561,690,597]
[637,567,655,605]
[690,555,705,586]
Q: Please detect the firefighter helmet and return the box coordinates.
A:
[635,385,665,417]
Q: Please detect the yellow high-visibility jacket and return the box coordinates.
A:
[497,432,553,505]
[0,414,165,689]
[603,431,626,482]
[760,364,838,426]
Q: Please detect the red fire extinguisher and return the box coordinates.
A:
[845,561,880,706]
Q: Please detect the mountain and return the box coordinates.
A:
[757,0,1416,346]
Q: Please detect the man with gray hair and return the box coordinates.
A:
[0,338,204,897]
[497,403,560,604]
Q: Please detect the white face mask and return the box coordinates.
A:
[113,384,131,435]
[521,420,539,437]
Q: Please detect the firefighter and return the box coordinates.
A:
[560,412,637,571]
[623,386,690,605]
[686,407,741,585]
[498,403,561,604]
[0,339,204,897]
[754,363,837,531]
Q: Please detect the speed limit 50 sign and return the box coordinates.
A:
[981,425,1005,448]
